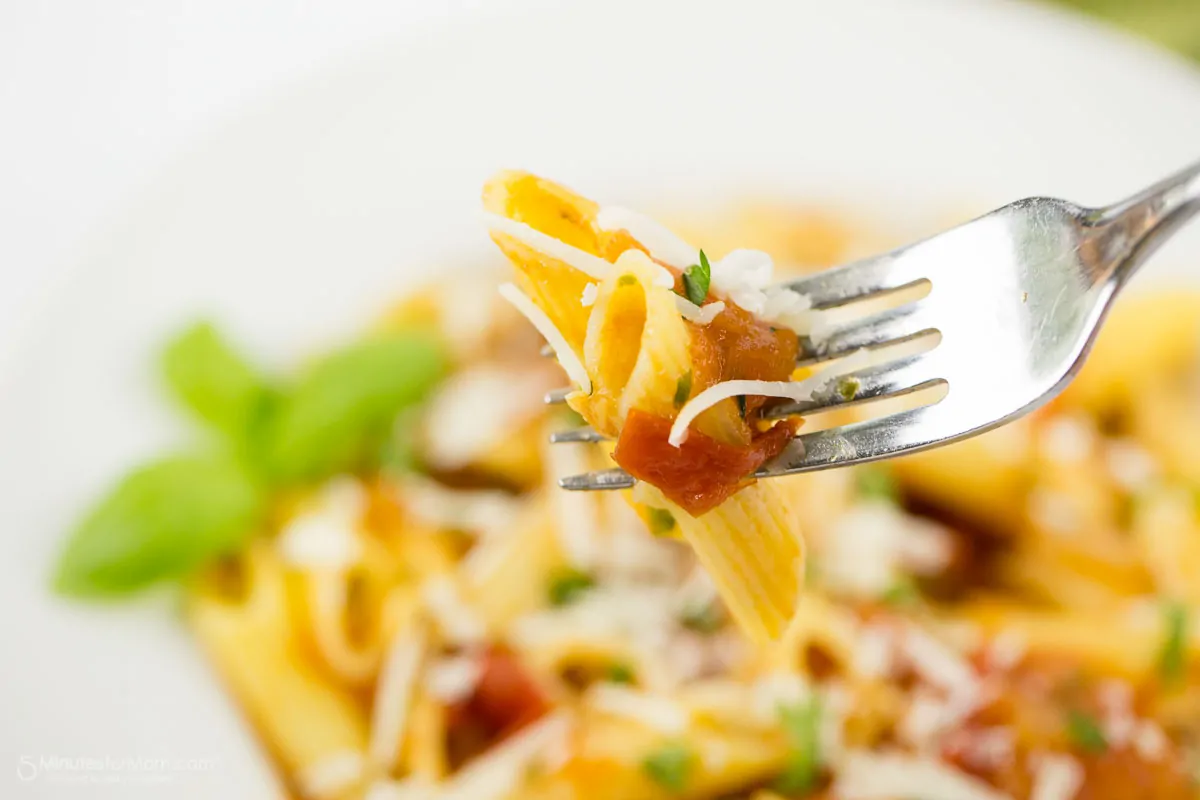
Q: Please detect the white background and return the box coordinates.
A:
[0,0,503,370]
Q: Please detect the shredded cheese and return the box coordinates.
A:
[363,777,437,800]
[425,654,483,703]
[1029,753,1084,800]
[674,295,725,324]
[580,283,598,307]
[439,711,574,800]
[668,348,871,446]
[486,212,612,279]
[587,684,690,733]
[422,576,487,645]
[986,629,1028,671]
[296,750,366,799]
[902,626,979,699]
[423,364,553,470]
[368,630,426,770]
[498,282,591,394]
[596,205,697,269]
[276,478,365,570]
[834,750,1013,800]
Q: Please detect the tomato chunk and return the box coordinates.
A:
[447,646,549,742]
[613,409,795,515]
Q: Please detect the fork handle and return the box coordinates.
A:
[1093,160,1200,285]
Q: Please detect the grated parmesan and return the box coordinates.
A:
[276,478,366,570]
[834,750,1013,800]
[296,750,365,799]
[486,212,612,279]
[368,630,426,771]
[439,711,574,800]
[986,629,1028,672]
[498,282,591,394]
[587,684,690,733]
[425,654,483,703]
[596,205,697,269]
[1029,753,1084,800]
[668,348,871,446]
[580,283,598,307]
[423,364,554,470]
[674,295,725,324]
[1133,721,1168,761]
[363,777,438,800]
[902,626,979,700]
[422,576,487,645]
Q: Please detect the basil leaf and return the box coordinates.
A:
[54,454,264,597]
[681,250,712,306]
[160,321,271,440]
[263,330,448,482]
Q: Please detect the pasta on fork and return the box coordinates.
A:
[485,172,849,642]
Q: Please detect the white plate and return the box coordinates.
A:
[2,0,1199,796]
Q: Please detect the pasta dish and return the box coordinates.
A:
[54,173,1199,800]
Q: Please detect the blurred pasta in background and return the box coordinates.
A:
[56,180,1200,798]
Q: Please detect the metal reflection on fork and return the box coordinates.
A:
[544,160,1200,491]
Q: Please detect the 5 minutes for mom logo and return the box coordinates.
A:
[17,754,217,783]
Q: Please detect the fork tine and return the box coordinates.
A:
[544,388,572,405]
[761,354,945,419]
[559,468,636,491]
[758,405,957,477]
[557,402,961,490]
[782,251,926,310]
[549,426,607,444]
[561,404,960,490]
[798,304,937,367]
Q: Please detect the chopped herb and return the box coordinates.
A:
[837,376,861,402]
[674,371,693,408]
[680,250,712,306]
[618,273,637,286]
[1159,601,1189,686]
[642,742,695,792]
[775,697,822,795]
[880,575,920,607]
[547,568,595,606]
[855,466,898,503]
[736,395,747,419]
[605,662,636,684]
[769,326,778,333]
[647,507,676,536]
[1066,710,1108,754]
[680,601,724,634]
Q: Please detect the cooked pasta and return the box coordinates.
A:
[59,178,1200,800]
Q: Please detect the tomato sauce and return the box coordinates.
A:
[613,409,796,515]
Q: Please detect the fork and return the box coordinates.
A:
[550,160,1200,491]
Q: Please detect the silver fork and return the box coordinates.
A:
[552,160,1200,491]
